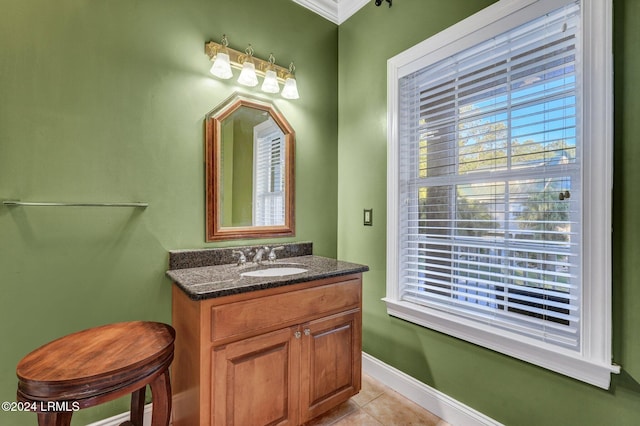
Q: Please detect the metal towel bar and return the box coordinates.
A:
[2,200,148,208]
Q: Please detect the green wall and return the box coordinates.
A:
[337,0,640,425]
[230,110,260,227]
[0,0,337,424]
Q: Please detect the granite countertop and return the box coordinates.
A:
[166,243,368,300]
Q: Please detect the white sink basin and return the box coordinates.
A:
[241,267,308,278]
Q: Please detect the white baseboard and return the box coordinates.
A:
[362,352,503,426]
[86,403,154,426]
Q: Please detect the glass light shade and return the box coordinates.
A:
[261,69,280,93]
[237,61,258,87]
[210,52,233,79]
[281,76,300,99]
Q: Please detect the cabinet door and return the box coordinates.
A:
[212,326,300,426]
[299,309,362,423]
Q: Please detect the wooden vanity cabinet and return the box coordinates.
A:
[171,273,363,426]
[213,326,299,425]
[300,309,361,422]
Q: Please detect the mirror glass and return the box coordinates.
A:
[205,94,295,241]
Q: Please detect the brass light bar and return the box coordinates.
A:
[205,41,290,83]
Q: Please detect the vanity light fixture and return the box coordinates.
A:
[261,54,280,94]
[205,36,299,99]
[237,44,259,87]
[281,63,300,100]
[209,35,233,79]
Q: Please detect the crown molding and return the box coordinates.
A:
[292,0,369,25]
[338,0,370,23]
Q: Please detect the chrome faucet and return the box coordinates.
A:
[245,246,285,264]
[252,247,266,264]
[232,250,247,266]
[267,246,284,262]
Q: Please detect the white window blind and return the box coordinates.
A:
[387,0,616,390]
[253,120,285,226]
[397,2,582,349]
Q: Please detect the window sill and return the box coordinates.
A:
[383,297,620,389]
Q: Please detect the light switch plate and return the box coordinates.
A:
[363,209,373,226]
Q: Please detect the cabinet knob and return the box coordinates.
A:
[294,331,302,339]
[304,328,311,336]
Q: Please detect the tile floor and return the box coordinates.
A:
[305,374,450,426]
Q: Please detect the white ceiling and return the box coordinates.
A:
[291,0,370,24]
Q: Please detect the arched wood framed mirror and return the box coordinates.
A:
[205,94,295,241]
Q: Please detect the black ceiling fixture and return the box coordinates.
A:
[375,0,392,7]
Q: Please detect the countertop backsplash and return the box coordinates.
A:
[168,241,313,270]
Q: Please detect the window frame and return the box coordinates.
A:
[385,0,618,389]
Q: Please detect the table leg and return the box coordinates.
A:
[130,386,146,425]
[149,369,172,426]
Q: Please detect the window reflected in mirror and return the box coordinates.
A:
[252,118,285,226]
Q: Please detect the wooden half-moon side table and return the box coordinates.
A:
[16,321,175,426]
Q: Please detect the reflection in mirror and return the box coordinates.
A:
[206,94,295,241]
[252,118,285,226]
[219,109,285,228]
